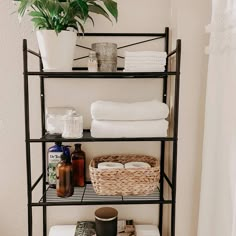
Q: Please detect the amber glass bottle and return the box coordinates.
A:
[71,143,86,187]
[56,153,74,197]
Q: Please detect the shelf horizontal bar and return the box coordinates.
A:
[81,33,166,37]
[26,71,178,78]
[31,200,173,206]
[28,130,177,143]
[31,184,173,207]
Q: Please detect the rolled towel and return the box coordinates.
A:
[98,162,124,169]
[125,162,151,168]
[91,119,168,138]
[91,100,169,121]
[49,225,76,236]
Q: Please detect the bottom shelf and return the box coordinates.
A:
[32,184,172,206]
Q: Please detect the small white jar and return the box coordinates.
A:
[88,51,98,72]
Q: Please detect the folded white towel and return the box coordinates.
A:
[125,65,165,70]
[124,67,165,72]
[125,51,167,57]
[125,56,166,60]
[125,61,166,67]
[91,120,168,138]
[125,64,165,68]
[49,225,76,236]
[91,100,169,121]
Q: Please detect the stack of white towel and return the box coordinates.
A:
[90,100,169,138]
[124,51,167,72]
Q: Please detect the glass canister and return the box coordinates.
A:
[62,114,83,138]
[46,107,76,134]
[91,43,117,72]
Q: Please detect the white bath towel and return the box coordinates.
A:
[124,66,165,72]
[91,120,168,138]
[91,100,169,121]
[49,225,76,236]
[125,61,166,67]
[125,64,165,69]
[125,51,167,57]
[124,68,165,72]
[125,57,166,62]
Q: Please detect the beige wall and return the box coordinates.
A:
[170,0,211,235]
[0,0,210,236]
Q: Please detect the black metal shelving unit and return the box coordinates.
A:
[23,27,181,236]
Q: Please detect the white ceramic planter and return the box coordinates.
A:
[36,30,77,71]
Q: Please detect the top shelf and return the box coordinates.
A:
[26,71,178,79]
[24,29,181,79]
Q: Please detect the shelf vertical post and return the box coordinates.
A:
[171,39,181,236]
[23,39,33,236]
[39,56,47,236]
[159,27,169,236]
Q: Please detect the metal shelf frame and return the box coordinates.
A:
[31,184,172,207]
[23,28,181,236]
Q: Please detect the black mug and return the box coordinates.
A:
[95,207,118,236]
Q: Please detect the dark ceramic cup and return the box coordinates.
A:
[95,207,118,236]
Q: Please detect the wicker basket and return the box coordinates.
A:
[89,154,160,196]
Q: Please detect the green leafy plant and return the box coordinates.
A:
[17,0,118,34]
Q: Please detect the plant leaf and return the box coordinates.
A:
[87,15,95,26]
[18,0,36,16]
[102,0,118,21]
[70,0,89,22]
[29,11,44,18]
[88,3,111,22]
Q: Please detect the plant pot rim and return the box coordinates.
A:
[36,29,77,35]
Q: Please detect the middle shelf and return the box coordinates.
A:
[29,130,176,143]
[33,184,172,207]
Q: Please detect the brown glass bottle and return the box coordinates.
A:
[71,143,86,187]
[56,153,74,197]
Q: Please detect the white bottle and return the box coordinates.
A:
[88,51,98,72]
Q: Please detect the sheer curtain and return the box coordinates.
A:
[198,0,236,235]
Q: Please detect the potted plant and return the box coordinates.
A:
[17,0,118,71]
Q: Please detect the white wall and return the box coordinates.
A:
[0,0,210,236]
[170,0,211,235]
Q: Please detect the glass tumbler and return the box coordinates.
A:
[62,115,83,138]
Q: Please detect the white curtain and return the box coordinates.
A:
[198,0,236,235]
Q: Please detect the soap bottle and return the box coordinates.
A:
[47,142,70,188]
[71,143,86,187]
[56,153,74,198]
[88,51,98,72]
[125,220,135,233]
